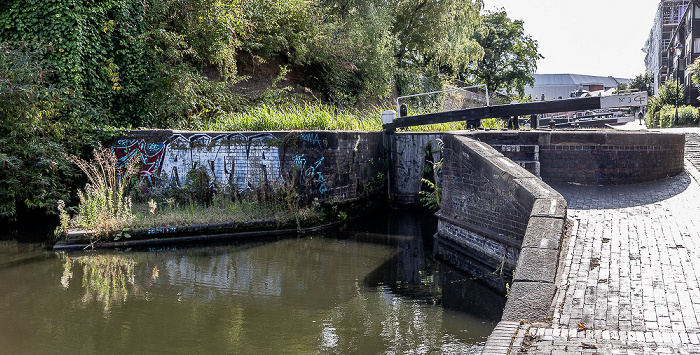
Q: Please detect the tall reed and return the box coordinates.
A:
[65,144,137,239]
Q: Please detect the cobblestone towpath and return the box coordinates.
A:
[518,135,700,354]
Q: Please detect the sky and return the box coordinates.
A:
[482,0,663,79]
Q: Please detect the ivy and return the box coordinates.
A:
[0,43,108,220]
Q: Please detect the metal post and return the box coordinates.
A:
[675,71,679,126]
[531,114,538,129]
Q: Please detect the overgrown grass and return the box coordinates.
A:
[128,198,323,230]
[204,102,505,132]
[205,103,384,131]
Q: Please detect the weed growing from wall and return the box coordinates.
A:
[64,144,138,240]
[419,139,444,210]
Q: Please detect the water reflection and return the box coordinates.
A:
[60,254,140,311]
[0,209,503,354]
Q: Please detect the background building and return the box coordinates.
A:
[523,74,629,100]
[668,0,700,105]
[644,0,690,95]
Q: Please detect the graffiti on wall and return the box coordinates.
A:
[293,153,328,194]
[300,133,323,149]
[160,133,281,191]
[112,133,282,191]
[113,139,167,184]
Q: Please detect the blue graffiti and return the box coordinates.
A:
[146,227,177,235]
[300,133,323,149]
[292,154,327,194]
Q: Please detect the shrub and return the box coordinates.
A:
[646,80,684,127]
[657,105,698,128]
[0,43,110,221]
[678,105,699,126]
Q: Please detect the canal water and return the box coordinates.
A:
[0,209,504,354]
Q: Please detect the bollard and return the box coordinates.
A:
[382,110,396,133]
[399,104,408,118]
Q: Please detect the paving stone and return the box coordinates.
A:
[513,134,700,354]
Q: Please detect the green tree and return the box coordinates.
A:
[629,72,654,95]
[462,10,542,96]
[391,0,483,68]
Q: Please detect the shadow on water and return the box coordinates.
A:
[337,207,506,323]
[550,170,693,210]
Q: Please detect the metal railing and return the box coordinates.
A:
[395,84,490,117]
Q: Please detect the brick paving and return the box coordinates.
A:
[521,133,700,354]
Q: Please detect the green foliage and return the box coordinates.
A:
[241,0,326,63]
[0,43,108,221]
[481,118,505,130]
[419,139,444,210]
[689,57,700,93]
[462,10,542,95]
[0,0,154,126]
[646,80,685,128]
[391,0,483,67]
[185,166,215,206]
[629,72,654,95]
[66,144,136,240]
[0,0,249,128]
[206,103,384,131]
[658,105,698,128]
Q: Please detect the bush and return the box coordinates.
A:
[0,43,109,221]
[678,105,699,126]
[656,105,698,128]
[646,80,684,127]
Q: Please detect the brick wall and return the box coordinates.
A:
[435,133,569,322]
[435,134,566,273]
[387,133,443,204]
[470,131,685,185]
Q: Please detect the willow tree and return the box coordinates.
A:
[391,0,484,68]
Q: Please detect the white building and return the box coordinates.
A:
[644,0,690,94]
[523,74,630,101]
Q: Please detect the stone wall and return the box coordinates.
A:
[111,130,385,205]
